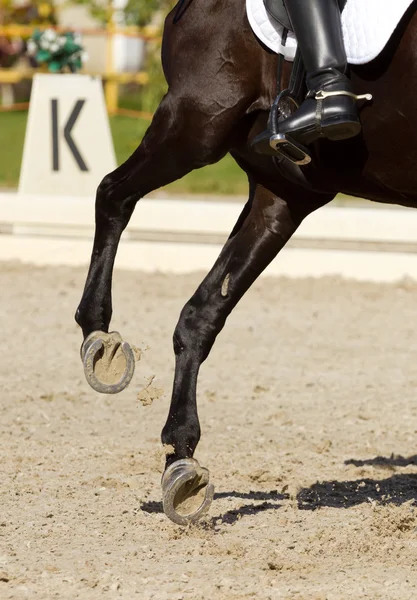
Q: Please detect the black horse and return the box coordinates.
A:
[75,0,417,524]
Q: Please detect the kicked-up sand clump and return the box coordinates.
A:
[137,375,164,407]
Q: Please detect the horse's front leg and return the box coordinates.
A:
[160,181,328,525]
[75,0,267,393]
[75,91,248,394]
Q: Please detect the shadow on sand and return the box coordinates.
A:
[141,454,417,523]
[140,489,289,525]
[298,454,417,510]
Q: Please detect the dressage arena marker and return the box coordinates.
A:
[0,192,417,283]
[19,74,116,197]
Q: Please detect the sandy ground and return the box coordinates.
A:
[2,262,417,599]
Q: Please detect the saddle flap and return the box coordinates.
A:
[263,0,292,31]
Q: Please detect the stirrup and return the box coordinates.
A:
[251,89,311,166]
[269,133,311,166]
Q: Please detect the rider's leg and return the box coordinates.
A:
[278,0,368,145]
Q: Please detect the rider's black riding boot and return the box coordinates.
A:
[252,0,371,161]
[279,0,360,145]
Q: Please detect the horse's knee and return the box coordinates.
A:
[173,303,201,356]
[95,173,115,212]
[94,171,137,226]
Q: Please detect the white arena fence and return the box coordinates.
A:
[1,192,417,282]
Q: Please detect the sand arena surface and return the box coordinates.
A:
[2,262,417,599]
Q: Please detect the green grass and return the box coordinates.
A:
[0,111,248,195]
[0,112,28,187]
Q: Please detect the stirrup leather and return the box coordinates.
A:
[270,90,312,166]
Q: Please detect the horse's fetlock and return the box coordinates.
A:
[75,292,111,336]
[162,422,201,459]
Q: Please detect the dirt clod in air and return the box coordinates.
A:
[137,376,164,407]
[132,345,143,361]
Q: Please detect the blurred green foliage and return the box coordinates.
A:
[146,40,168,112]
[71,0,175,112]
[71,0,174,27]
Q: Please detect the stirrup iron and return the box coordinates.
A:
[271,91,311,165]
[251,88,312,165]
[269,133,312,166]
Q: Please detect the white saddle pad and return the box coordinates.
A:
[246,0,414,64]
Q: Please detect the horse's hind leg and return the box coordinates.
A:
[75,90,249,394]
[160,180,327,525]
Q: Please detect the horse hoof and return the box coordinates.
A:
[161,458,214,526]
[81,330,136,394]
